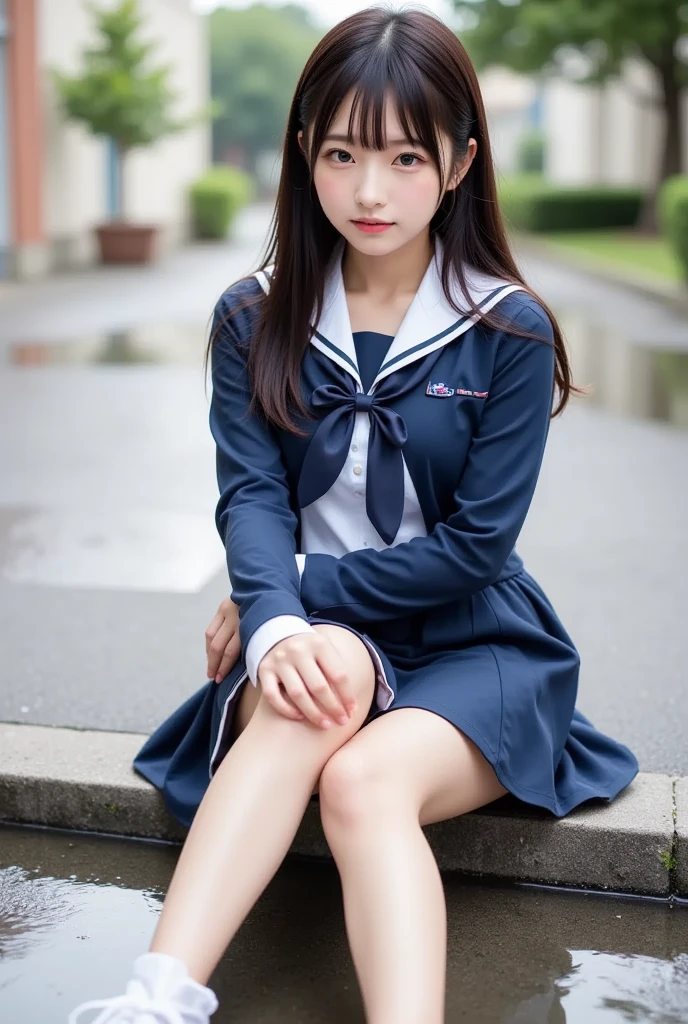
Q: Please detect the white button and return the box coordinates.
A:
[353,465,363,476]
[351,444,358,452]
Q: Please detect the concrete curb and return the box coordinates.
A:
[0,722,683,898]
[512,232,688,316]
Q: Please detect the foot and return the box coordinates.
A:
[67,951,219,1023]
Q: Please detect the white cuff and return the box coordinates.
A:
[245,614,315,686]
[295,553,306,585]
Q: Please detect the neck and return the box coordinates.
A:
[341,230,434,301]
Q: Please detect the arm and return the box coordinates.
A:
[298,301,556,622]
[210,284,314,683]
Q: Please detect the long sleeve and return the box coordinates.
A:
[210,283,314,682]
[298,301,556,623]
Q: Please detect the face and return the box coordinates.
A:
[298,88,476,256]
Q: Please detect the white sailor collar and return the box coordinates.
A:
[254,237,523,392]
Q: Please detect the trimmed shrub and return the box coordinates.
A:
[516,129,545,174]
[499,176,644,232]
[190,165,254,239]
[659,175,688,279]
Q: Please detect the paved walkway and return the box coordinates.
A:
[0,205,686,773]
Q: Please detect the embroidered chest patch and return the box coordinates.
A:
[426,381,488,398]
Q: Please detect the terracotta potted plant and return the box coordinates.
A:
[53,0,209,264]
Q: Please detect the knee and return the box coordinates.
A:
[318,745,395,829]
[310,624,376,695]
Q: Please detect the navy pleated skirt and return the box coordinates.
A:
[133,568,638,828]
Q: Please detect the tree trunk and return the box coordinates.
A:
[640,58,683,232]
[659,59,683,182]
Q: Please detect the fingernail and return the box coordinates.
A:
[337,716,348,726]
[322,719,332,729]
[215,674,222,683]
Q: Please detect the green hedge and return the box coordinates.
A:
[189,165,254,240]
[659,175,688,279]
[499,175,644,232]
[516,130,545,175]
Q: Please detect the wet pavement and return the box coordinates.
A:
[0,204,686,774]
[0,824,687,1023]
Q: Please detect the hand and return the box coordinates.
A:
[258,632,357,729]
[205,597,241,683]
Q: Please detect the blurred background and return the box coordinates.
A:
[0,0,686,777]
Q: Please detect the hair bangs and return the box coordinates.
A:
[307,53,448,189]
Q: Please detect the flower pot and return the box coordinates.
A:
[95,221,159,264]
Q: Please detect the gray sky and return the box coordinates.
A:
[190,0,459,30]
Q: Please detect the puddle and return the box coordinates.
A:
[559,311,688,429]
[1,825,687,1023]
[3,315,688,429]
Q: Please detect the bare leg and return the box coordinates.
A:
[319,708,507,1024]
[149,625,376,984]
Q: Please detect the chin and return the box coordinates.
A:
[339,226,406,255]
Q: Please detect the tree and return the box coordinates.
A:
[209,3,321,172]
[54,0,210,220]
[453,0,688,219]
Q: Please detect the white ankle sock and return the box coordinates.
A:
[127,952,219,1017]
[68,951,219,1023]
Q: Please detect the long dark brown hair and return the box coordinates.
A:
[207,4,580,431]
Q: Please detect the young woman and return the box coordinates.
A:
[70,6,638,1023]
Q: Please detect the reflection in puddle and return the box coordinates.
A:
[5,324,209,367]
[556,949,688,1022]
[559,311,688,429]
[1,825,687,1023]
[0,865,78,960]
[4,316,688,429]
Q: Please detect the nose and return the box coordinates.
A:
[354,160,387,210]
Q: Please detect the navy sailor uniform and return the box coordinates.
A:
[134,237,638,826]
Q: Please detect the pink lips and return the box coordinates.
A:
[352,220,394,233]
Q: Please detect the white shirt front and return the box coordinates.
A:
[242,240,522,690]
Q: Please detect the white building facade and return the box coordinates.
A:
[542,60,685,187]
[1,0,210,281]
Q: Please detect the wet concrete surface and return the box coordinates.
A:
[0,204,687,775]
[0,824,687,1023]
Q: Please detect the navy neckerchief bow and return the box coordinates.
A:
[297,348,444,545]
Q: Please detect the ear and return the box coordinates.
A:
[447,137,477,190]
[297,129,306,156]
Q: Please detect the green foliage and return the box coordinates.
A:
[499,176,644,231]
[189,166,254,239]
[659,848,677,872]
[53,0,201,152]
[516,129,546,174]
[453,0,688,83]
[209,4,321,170]
[658,174,688,278]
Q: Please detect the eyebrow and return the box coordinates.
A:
[322,133,423,147]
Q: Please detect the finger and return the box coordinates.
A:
[204,610,225,657]
[259,671,304,721]
[215,633,241,682]
[297,656,348,724]
[279,664,333,728]
[317,643,357,713]
[207,620,236,678]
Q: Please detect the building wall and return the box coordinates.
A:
[34,0,209,274]
[480,66,537,178]
[543,60,680,187]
